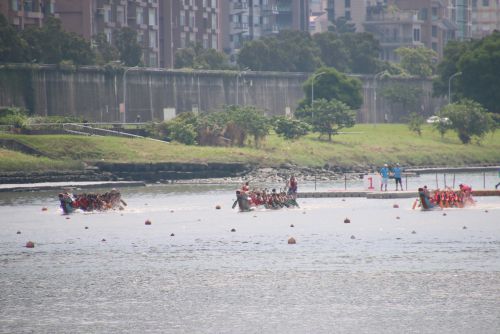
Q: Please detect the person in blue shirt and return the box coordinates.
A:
[379,163,389,191]
[392,163,403,191]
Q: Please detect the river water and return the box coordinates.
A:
[1,174,499,334]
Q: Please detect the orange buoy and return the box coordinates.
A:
[41,207,48,211]
[25,241,35,248]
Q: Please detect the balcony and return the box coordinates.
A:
[231,22,249,32]
[261,4,279,15]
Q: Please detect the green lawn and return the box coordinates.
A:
[1,124,499,172]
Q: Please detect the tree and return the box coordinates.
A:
[238,30,321,72]
[432,40,470,98]
[329,17,356,33]
[272,116,311,140]
[93,33,119,65]
[175,43,234,70]
[340,32,380,74]
[295,98,356,141]
[395,46,438,77]
[226,105,271,148]
[457,31,500,114]
[312,32,350,72]
[0,14,29,62]
[115,27,142,66]
[380,84,424,122]
[301,67,363,109]
[21,16,94,65]
[407,112,424,136]
[441,99,495,144]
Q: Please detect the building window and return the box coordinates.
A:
[212,13,217,28]
[431,7,437,20]
[413,28,420,41]
[137,7,144,25]
[482,0,489,6]
[104,28,112,43]
[345,10,351,20]
[419,8,428,20]
[11,0,19,11]
[203,36,209,48]
[180,11,185,26]
[432,25,437,37]
[189,12,195,27]
[432,42,437,51]
[149,53,157,67]
[149,30,157,48]
[212,34,218,49]
[180,32,186,47]
[104,7,111,23]
[117,6,124,25]
[148,8,157,26]
[345,0,350,8]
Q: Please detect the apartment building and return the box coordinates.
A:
[472,0,500,38]
[0,0,56,29]
[56,0,160,67]
[159,0,221,68]
[220,0,308,58]
[364,3,425,61]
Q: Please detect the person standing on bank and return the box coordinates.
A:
[379,163,389,192]
[393,163,403,191]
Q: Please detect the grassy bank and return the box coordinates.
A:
[1,124,499,172]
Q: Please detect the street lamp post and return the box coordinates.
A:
[311,72,326,121]
[448,71,462,104]
[373,71,385,125]
[122,66,138,123]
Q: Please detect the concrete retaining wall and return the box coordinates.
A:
[0,64,445,123]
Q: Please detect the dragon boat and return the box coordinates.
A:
[413,184,474,211]
[58,189,126,214]
[232,188,299,212]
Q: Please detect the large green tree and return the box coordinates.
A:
[432,40,470,98]
[21,16,94,65]
[312,32,350,72]
[0,14,28,62]
[115,27,142,66]
[458,32,500,113]
[238,30,321,72]
[295,98,356,141]
[395,46,438,77]
[441,99,495,144]
[174,43,233,70]
[340,32,380,74]
[93,33,119,65]
[301,67,363,110]
[434,32,500,113]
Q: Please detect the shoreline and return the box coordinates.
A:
[0,164,498,193]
